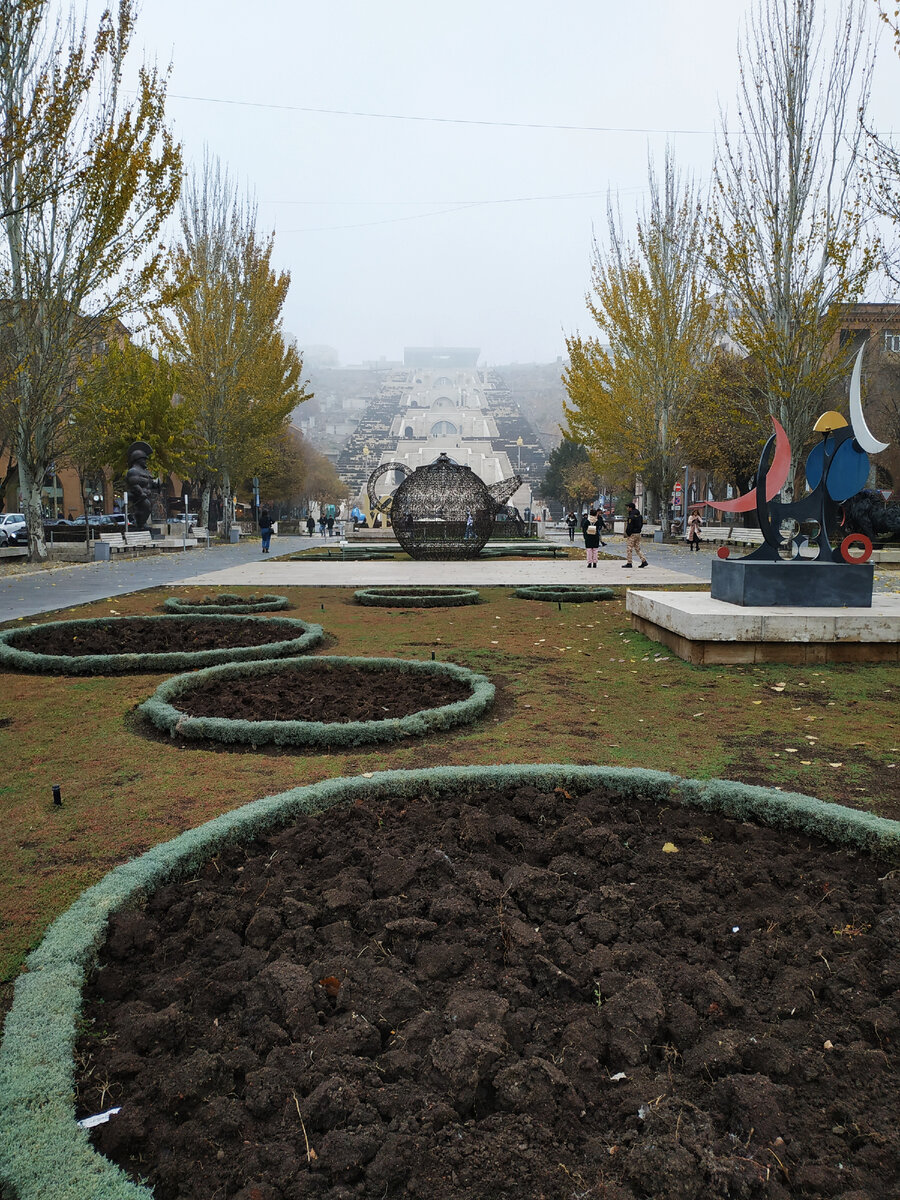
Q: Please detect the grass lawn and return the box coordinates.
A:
[1,581,898,1007]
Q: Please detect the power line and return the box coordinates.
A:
[166,91,716,137]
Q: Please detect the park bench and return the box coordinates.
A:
[98,529,154,554]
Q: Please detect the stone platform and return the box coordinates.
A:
[627,589,900,665]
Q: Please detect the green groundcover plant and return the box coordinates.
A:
[2,764,900,1200]
[138,655,495,747]
[513,585,615,603]
[162,594,291,614]
[0,615,323,675]
[354,587,482,608]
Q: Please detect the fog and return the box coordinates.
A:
[111,1,900,365]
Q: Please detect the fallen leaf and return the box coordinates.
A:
[662,842,679,854]
[751,700,763,705]
[800,760,812,765]
[770,684,786,692]
[828,762,843,768]
[318,976,342,998]
[783,748,798,754]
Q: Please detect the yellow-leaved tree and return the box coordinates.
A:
[0,0,181,559]
[563,151,720,531]
[161,156,310,535]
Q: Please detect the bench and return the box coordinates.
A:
[98,530,154,554]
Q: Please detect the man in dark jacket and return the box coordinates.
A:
[622,502,648,568]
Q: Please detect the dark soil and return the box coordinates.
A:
[177,596,278,608]
[75,783,900,1200]
[12,617,302,657]
[178,664,472,722]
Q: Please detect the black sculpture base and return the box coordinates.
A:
[710,558,874,608]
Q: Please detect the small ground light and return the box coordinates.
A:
[431,651,436,660]
[52,784,61,806]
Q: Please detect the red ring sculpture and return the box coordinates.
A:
[840,534,873,564]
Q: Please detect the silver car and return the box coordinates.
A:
[0,513,26,546]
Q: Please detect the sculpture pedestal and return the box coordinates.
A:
[711,558,874,608]
[626,590,900,665]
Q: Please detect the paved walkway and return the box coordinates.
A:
[0,536,707,622]
[3,532,894,624]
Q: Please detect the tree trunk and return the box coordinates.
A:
[199,483,211,534]
[221,471,231,539]
[18,462,47,562]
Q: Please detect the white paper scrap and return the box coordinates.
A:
[77,1107,121,1129]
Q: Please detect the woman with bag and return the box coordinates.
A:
[686,509,703,552]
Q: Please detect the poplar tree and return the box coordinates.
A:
[563,152,719,531]
[711,0,876,497]
[0,0,181,559]
[161,157,308,535]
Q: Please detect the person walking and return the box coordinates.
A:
[686,509,703,552]
[583,507,602,567]
[622,502,648,568]
[326,514,335,537]
[566,511,577,541]
[306,514,315,537]
[259,508,273,554]
[318,514,327,537]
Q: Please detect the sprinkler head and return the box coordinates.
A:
[52,784,62,806]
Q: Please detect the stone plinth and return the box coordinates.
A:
[627,589,900,665]
[710,557,874,608]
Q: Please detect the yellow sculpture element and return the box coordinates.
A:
[813,411,849,432]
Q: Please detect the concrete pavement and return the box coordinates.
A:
[0,535,708,622]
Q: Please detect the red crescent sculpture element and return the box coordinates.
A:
[707,418,792,513]
[840,534,872,564]
[716,546,731,559]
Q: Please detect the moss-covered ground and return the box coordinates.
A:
[1,582,898,1004]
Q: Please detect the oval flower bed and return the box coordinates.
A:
[0,614,323,674]
[514,584,615,603]
[354,586,481,608]
[138,655,495,747]
[163,593,290,615]
[3,765,900,1200]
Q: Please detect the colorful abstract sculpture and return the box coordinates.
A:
[708,345,888,607]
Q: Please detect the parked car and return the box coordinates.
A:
[0,513,26,546]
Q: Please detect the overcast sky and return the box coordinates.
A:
[116,0,898,366]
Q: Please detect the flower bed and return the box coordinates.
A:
[513,584,615,602]
[354,586,481,608]
[138,655,494,747]
[3,765,900,1200]
[0,614,323,674]
[163,593,290,614]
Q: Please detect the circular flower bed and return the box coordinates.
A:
[4,766,900,1200]
[163,593,290,615]
[0,615,323,674]
[139,655,494,747]
[513,584,615,602]
[354,586,481,608]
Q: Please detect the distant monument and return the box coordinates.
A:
[125,441,153,530]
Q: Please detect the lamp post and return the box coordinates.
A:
[516,436,523,472]
[183,493,189,551]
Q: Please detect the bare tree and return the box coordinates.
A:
[866,5,900,287]
[0,0,181,559]
[711,0,877,497]
[564,150,719,531]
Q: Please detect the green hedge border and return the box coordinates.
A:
[163,594,290,615]
[354,587,481,608]
[0,615,323,675]
[138,655,494,747]
[4,764,900,1200]
[513,585,615,602]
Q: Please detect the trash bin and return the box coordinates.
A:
[93,541,110,561]
[229,528,240,544]
[653,531,664,543]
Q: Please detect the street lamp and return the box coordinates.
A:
[516,436,523,472]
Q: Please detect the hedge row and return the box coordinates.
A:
[354,587,481,608]
[3,763,900,1200]
[138,655,495,747]
[513,585,615,603]
[0,614,323,675]
[163,594,290,615]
